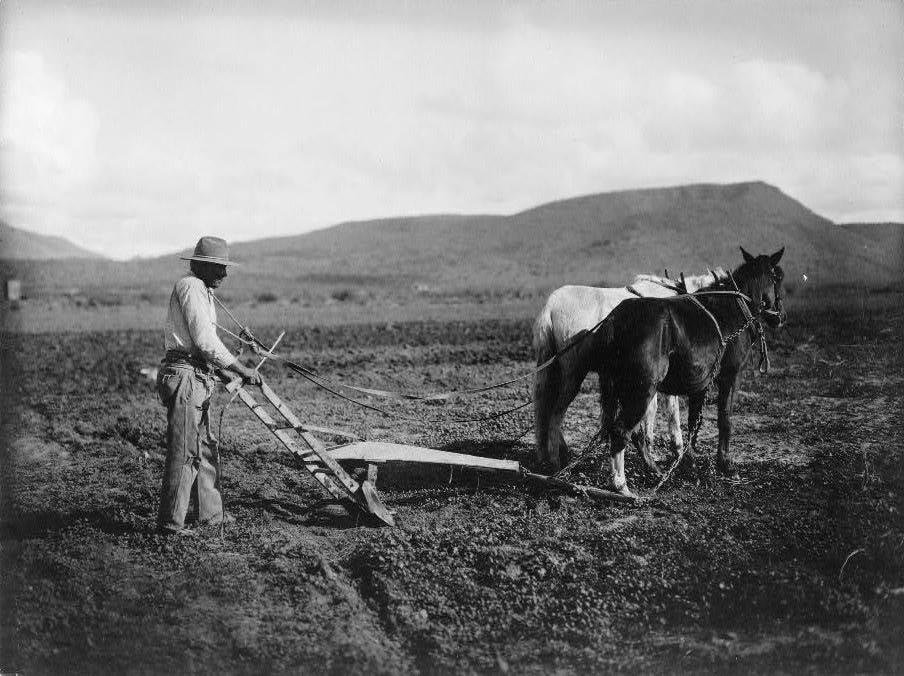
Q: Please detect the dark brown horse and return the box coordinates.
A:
[569,247,786,496]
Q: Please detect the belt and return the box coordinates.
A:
[162,350,213,373]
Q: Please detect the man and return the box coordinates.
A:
[156,236,262,536]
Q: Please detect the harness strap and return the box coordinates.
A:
[758,331,770,373]
[650,278,681,292]
[727,273,770,374]
[283,360,534,423]
[684,295,724,343]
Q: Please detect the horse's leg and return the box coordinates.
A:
[600,375,617,435]
[665,395,684,459]
[533,361,557,465]
[605,393,654,497]
[547,354,586,470]
[716,375,741,480]
[638,396,662,477]
[681,392,706,480]
[607,430,631,497]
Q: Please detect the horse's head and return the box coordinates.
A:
[738,246,786,328]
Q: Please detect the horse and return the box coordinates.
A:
[533,269,725,472]
[570,247,785,496]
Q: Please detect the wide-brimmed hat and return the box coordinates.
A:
[180,236,238,266]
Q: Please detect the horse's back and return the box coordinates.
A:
[628,276,678,298]
[541,285,630,347]
[606,297,674,341]
[608,297,722,393]
[608,296,712,350]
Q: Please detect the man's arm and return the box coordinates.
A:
[221,358,262,387]
[176,278,262,386]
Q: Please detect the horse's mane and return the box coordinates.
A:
[632,268,728,293]
[695,260,778,295]
[694,267,738,293]
[630,273,680,289]
[681,267,729,292]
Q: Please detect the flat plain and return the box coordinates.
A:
[1,288,902,674]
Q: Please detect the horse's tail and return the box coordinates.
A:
[532,301,559,463]
[588,313,616,372]
[532,301,558,365]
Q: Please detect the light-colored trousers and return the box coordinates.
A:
[156,364,223,531]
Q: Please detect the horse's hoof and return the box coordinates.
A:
[608,477,634,498]
[716,462,739,480]
[676,457,696,481]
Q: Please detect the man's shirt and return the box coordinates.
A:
[164,274,236,368]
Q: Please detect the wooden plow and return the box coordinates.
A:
[219,326,635,528]
[224,376,396,526]
[223,377,635,527]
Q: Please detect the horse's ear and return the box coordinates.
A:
[740,246,754,263]
[769,247,785,265]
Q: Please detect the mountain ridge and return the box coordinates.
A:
[227,180,900,289]
[0,220,105,260]
[1,182,901,304]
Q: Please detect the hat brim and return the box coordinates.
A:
[180,255,239,266]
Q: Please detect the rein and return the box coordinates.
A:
[214,316,559,402]
[684,294,724,343]
[726,271,770,375]
[211,279,771,433]
[681,279,768,376]
[212,294,546,424]
[283,360,534,424]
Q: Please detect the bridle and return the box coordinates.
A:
[728,264,786,374]
[761,265,785,325]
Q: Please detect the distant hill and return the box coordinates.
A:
[230,181,901,291]
[0,221,104,260]
[839,222,904,280]
[2,182,901,305]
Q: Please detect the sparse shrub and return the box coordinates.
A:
[256,292,279,304]
[331,288,355,302]
[87,294,123,307]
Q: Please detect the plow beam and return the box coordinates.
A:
[327,442,521,472]
[520,470,637,505]
[328,442,635,505]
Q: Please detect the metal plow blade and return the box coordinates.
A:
[357,480,395,527]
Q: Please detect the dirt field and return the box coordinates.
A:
[1,289,902,674]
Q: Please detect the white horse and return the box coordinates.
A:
[533,270,724,472]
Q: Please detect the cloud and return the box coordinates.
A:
[0,51,100,210]
[2,9,901,259]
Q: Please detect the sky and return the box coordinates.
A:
[1,0,902,260]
